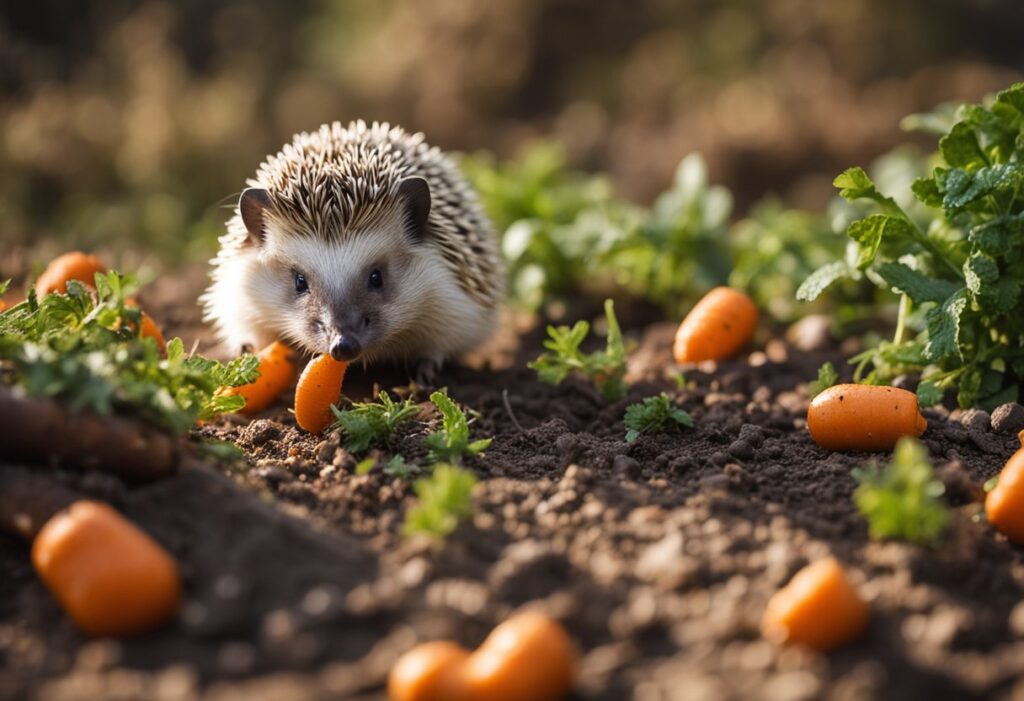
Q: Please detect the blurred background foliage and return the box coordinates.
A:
[1,0,1022,318]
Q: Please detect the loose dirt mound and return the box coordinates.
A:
[2,274,1023,701]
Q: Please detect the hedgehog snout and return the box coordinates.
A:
[329,334,362,362]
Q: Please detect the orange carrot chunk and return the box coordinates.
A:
[761,557,869,651]
[35,252,106,297]
[388,611,575,701]
[985,448,1024,544]
[807,384,927,451]
[388,641,471,701]
[138,312,166,354]
[221,341,296,415]
[32,501,181,637]
[674,287,759,364]
[463,611,575,701]
[294,354,348,433]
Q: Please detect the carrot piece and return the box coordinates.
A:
[463,611,575,701]
[220,341,296,415]
[761,557,869,651]
[294,354,348,433]
[387,612,575,701]
[138,312,166,354]
[32,501,181,637]
[35,252,106,297]
[985,448,1024,544]
[388,641,471,701]
[674,287,759,364]
[807,384,927,451]
[0,300,6,312]
[1019,429,1024,448]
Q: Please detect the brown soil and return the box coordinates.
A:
[3,267,1024,701]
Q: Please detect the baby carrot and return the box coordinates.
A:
[674,287,759,364]
[388,641,471,701]
[807,384,927,451]
[138,312,166,354]
[35,252,106,297]
[294,354,348,433]
[985,448,1024,544]
[32,501,181,637]
[220,341,296,415]
[388,611,575,701]
[463,611,575,701]
[761,557,869,651]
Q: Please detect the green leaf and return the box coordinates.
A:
[876,262,960,304]
[834,167,903,217]
[403,464,477,540]
[355,456,376,475]
[916,381,944,407]
[808,362,839,398]
[424,389,491,464]
[924,290,968,362]
[941,164,1020,210]
[847,215,913,269]
[329,390,419,454]
[853,437,949,545]
[939,121,988,169]
[623,393,693,443]
[796,261,852,301]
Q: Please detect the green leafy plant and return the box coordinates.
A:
[424,389,492,464]
[808,362,839,398]
[329,390,420,453]
[0,273,258,433]
[403,464,478,539]
[799,83,1024,409]
[623,393,693,442]
[529,298,627,400]
[852,437,950,545]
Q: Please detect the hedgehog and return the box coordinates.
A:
[201,121,504,381]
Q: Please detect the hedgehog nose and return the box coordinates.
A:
[329,335,361,362]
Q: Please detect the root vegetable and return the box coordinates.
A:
[220,341,295,415]
[294,354,348,433]
[0,385,177,481]
[35,252,106,297]
[985,448,1024,544]
[139,312,166,354]
[32,500,181,637]
[761,557,869,651]
[673,287,759,364]
[388,611,575,701]
[388,641,471,701]
[807,384,927,451]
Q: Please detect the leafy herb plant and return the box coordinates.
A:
[403,464,478,539]
[799,83,1024,409]
[808,362,839,398]
[852,437,950,545]
[0,273,258,433]
[623,393,693,442]
[329,391,420,453]
[424,389,492,464]
[529,298,627,400]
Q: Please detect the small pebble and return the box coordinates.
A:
[991,403,1024,435]
[613,455,642,479]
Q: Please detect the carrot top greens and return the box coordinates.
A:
[0,273,258,433]
[799,82,1024,409]
[529,298,627,400]
[853,437,949,545]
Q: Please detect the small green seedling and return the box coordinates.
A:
[384,454,416,479]
[424,389,492,464]
[529,298,627,400]
[329,390,420,454]
[808,361,839,398]
[623,393,693,442]
[852,436,950,545]
[403,464,477,539]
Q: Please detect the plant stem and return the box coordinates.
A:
[893,294,911,345]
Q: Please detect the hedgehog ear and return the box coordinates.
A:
[398,177,431,240]
[239,188,272,246]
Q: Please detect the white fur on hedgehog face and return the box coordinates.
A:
[248,208,443,363]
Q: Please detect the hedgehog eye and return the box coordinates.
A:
[294,272,309,295]
[368,269,383,290]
